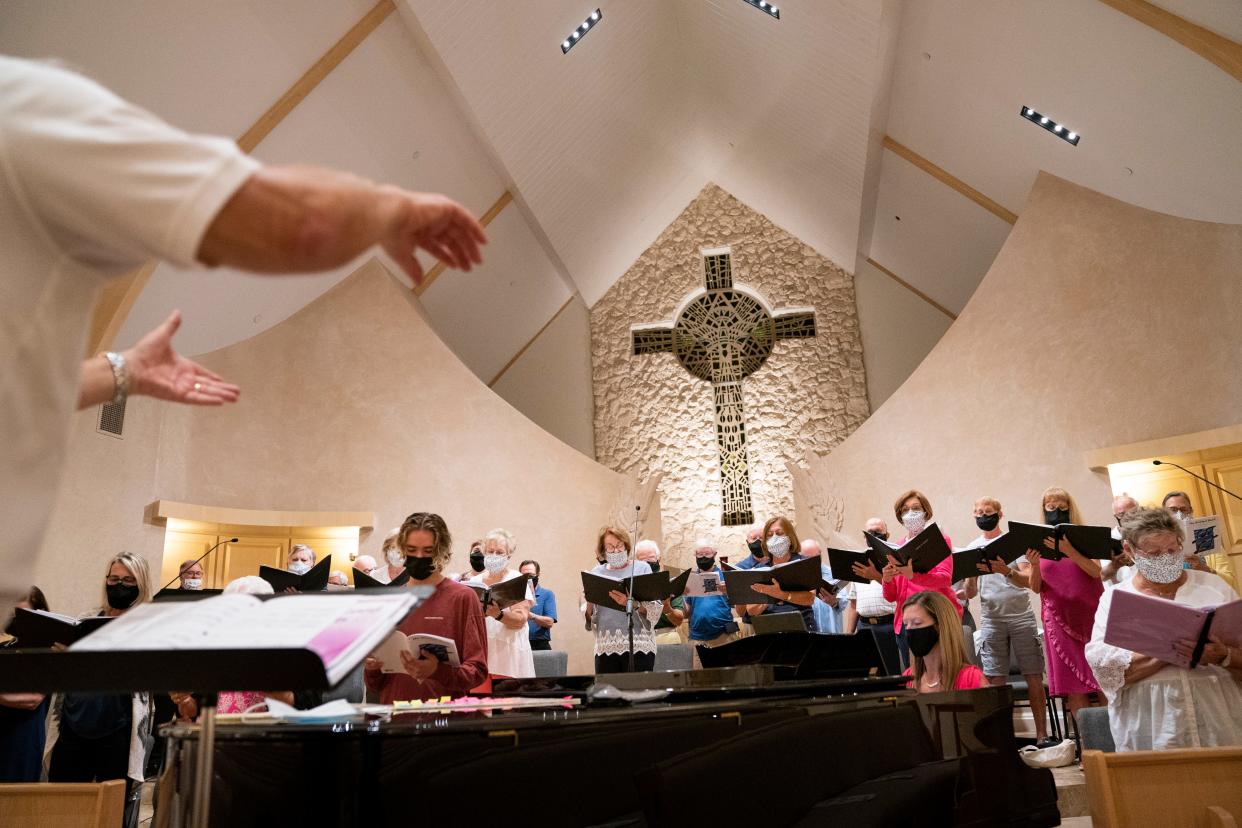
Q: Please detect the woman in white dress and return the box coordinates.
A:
[467,528,535,679]
[1086,508,1242,751]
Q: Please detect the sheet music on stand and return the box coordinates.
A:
[0,589,430,828]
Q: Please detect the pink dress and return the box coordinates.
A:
[882,534,963,633]
[1039,557,1102,696]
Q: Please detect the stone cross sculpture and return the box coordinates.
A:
[631,247,816,525]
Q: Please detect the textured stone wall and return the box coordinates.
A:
[590,183,870,563]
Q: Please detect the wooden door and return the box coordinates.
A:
[158,532,216,590]
[1203,457,1242,591]
[213,537,287,587]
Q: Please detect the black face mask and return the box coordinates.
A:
[1045,508,1070,526]
[748,540,765,558]
[468,551,485,573]
[405,556,436,581]
[106,583,139,610]
[648,562,661,573]
[906,625,940,659]
[975,513,1000,531]
[696,556,716,571]
[530,576,539,590]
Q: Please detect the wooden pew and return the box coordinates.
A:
[1083,746,1242,827]
[0,780,126,828]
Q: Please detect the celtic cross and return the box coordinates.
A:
[631,247,816,525]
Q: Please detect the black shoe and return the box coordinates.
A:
[1035,737,1061,750]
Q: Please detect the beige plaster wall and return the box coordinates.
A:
[853,258,954,411]
[797,173,1242,548]
[591,183,870,562]
[38,260,632,675]
[491,296,596,458]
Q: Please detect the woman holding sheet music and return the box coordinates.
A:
[584,526,662,673]
[1024,487,1103,720]
[1085,508,1242,751]
[854,491,961,638]
[743,516,817,632]
[47,553,154,827]
[466,528,535,679]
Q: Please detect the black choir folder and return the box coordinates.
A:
[950,534,1027,583]
[153,587,224,602]
[466,574,533,608]
[1104,589,1242,670]
[259,555,333,593]
[828,523,952,584]
[5,609,112,649]
[352,567,410,589]
[1005,521,1114,561]
[581,570,673,612]
[721,556,821,605]
[0,591,428,694]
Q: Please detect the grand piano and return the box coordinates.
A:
[146,632,1059,828]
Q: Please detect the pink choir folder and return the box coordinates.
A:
[1105,589,1242,669]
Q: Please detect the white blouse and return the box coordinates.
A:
[1085,570,1242,751]
[468,569,535,679]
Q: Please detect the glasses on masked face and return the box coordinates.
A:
[105,576,138,587]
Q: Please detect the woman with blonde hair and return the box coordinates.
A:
[902,590,987,693]
[1025,486,1103,720]
[48,552,154,827]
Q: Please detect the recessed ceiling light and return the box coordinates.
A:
[743,0,780,19]
[1020,106,1081,146]
[561,9,602,54]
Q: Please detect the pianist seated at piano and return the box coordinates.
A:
[901,590,987,693]
[1085,507,1242,751]
[364,513,488,701]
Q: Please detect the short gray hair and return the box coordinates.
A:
[224,575,274,596]
[635,539,660,557]
[1119,507,1184,547]
[485,528,517,555]
[289,543,316,564]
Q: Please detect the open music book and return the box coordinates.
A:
[1006,521,1114,561]
[465,574,534,609]
[865,522,952,574]
[1184,515,1223,557]
[353,568,410,589]
[6,609,112,648]
[259,556,332,592]
[1104,588,1242,669]
[581,570,672,611]
[371,630,460,673]
[70,591,425,685]
[950,534,1027,582]
[722,556,821,605]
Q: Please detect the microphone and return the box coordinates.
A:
[160,537,239,591]
[1151,460,1242,504]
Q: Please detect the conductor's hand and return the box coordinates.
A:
[399,648,439,681]
[125,311,240,406]
[378,189,487,286]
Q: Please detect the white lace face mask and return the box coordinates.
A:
[605,550,629,568]
[1133,551,1184,584]
[766,535,791,558]
[483,554,508,574]
[386,549,405,567]
[902,510,927,534]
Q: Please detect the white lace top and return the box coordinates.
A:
[1085,570,1242,751]
[587,561,663,656]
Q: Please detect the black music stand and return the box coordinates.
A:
[0,592,426,828]
[695,631,889,679]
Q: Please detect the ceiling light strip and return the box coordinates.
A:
[742,0,780,19]
[561,9,602,54]
[1020,106,1080,146]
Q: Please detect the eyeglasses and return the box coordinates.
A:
[1133,544,1182,557]
[603,545,627,554]
[105,576,137,587]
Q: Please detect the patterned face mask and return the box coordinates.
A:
[605,550,629,568]
[1133,551,1184,584]
[902,510,927,534]
[766,535,791,558]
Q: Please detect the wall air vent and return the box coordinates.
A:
[98,399,126,438]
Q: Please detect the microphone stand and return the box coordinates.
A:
[158,537,238,592]
[1153,460,1242,503]
[625,505,641,673]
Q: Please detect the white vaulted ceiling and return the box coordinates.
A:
[1,0,1240,404]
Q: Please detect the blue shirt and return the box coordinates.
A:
[811,561,850,634]
[527,585,557,642]
[735,553,770,570]
[684,567,735,641]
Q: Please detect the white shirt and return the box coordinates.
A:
[1085,570,1242,751]
[842,579,896,618]
[0,57,259,611]
[468,569,535,678]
